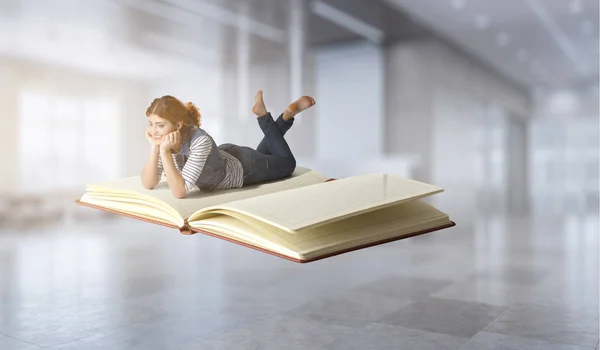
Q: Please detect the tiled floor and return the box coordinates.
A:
[0,210,598,349]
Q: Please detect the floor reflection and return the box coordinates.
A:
[0,206,597,349]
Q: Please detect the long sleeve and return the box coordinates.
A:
[157,154,163,179]
[157,153,179,180]
[180,135,212,193]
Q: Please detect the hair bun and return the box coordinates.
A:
[185,102,201,128]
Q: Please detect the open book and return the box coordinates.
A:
[76,167,455,263]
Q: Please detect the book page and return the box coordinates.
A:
[85,176,193,218]
[190,199,450,260]
[84,166,328,220]
[195,173,443,233]
[80,193,181,226]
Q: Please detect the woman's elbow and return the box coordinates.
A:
[172,188,187,199]
[141,181,154,190]
[141,179,158,190]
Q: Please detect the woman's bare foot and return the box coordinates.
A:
[283,96,315,121]
[252,90,267,117]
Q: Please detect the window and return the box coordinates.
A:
[529,117,599,213]
[18,90,120,193]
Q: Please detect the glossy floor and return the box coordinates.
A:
[0,211,598,349]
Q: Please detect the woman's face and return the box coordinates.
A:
[147,114,180,145]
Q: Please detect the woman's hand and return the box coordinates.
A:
[160,131,181,153]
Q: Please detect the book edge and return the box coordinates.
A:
[74,200,192,233]
[188,219,457,264]
[300,220,456,263]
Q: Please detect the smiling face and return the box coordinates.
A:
[147,113,181,145]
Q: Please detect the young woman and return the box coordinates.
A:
[141,90,315,198]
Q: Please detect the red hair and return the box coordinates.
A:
[146,96,201,136]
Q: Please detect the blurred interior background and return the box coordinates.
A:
[0,0,597,228]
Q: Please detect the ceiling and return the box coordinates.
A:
[383,0,599,91]
[0,0,597,91]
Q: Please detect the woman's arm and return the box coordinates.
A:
[159,131,212,199]
[160,148,187,198]
[141,145,161,189]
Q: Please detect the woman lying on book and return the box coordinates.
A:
[141,90,315,198]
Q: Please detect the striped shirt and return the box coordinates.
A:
[157,135,244,194]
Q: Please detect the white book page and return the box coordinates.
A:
[190,199,450,260]
[84,166,328,219]
[197,173,444,232]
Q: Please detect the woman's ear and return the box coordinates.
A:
[177,122,183,131]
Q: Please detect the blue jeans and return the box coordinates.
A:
[218,112,296,186]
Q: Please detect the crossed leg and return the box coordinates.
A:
[252,90,315,155]
[235,90,315,186]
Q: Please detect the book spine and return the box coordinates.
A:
[179,219,194,235]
